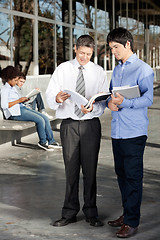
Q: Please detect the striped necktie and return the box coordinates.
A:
[74,66,85,118]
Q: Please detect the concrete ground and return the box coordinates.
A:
[0,91,160,240]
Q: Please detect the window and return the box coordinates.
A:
[0,0,160,75]
[56,0,69,23]
[38,0,55,19]
[13,0,34,14]
[0,12,11,68]
[57,25,70,65]
[13,16,33,75]
[38,21,54,74]
[85,0,95,29]
[73,1,85,26]
[0,0,10,9]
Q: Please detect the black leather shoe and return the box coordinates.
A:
[86,217,104,227]
[51,217,77,227]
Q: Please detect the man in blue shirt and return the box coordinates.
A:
[106,28,154,238]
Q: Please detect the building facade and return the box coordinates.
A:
[0,0,160,76]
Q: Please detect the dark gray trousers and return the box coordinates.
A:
[60,118,101,219]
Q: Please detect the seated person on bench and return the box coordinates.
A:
[0,65,61,151]
[16,72,53,120]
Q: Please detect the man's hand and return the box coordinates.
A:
[108,99,119,111]
[81,104,93,114]
[111,93,124,105]
[56,91,70,103]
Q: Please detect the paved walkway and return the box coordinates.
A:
[0,93,160,240]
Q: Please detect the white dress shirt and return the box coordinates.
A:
[46,58,109,120]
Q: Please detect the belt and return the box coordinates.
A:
[62,118,98,122]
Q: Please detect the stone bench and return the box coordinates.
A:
[0,119,36,145]
[0,76,61,146]
[0,107,61,146]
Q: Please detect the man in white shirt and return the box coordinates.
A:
[46,35,108,227]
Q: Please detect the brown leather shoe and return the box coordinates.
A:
[116,224,138,238]
[108,215,124,227]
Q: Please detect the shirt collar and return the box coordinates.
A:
[73,57,91,70]
[5,82,12,88]
[119,53,138,65]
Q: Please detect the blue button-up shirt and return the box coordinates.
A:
[107,53,154,139]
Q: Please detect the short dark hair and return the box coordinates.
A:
[0,65,21,84]
[19,72,26,80]
[76,35,95,50]
[107,27,134,52]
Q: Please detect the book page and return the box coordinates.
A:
[85,92,111,108]
[64,89,111,109]
[63,89,88,108]
[26,89,41,99]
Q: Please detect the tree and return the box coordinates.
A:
[13,0,34,75]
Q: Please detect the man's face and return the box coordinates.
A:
[75,46,93,66]
[109,41,131,63]
[17,78,26,88]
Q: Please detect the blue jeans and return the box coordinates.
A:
[29,93,45,112]
[10,106,55,145]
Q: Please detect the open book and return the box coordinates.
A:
[64,89,111,109]
[26,89,41,99]
[112,85,140,99]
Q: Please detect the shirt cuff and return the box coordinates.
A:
[120,98,132,108]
